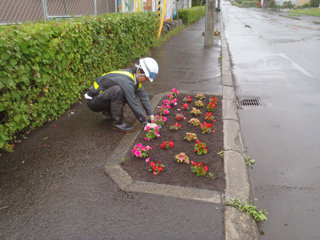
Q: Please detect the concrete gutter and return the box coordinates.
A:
[220,13,260,240]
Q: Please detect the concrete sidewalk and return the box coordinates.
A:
[0,16,259,239]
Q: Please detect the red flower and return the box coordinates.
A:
[204,166,208,172]
[160,142,167,148]
[149,162,155,167]
[168,141,174,147]
[182,103,188,109]
[191,161,196,166]
[152,166,156,171]
[156,160,162,164]
[158,166,163,172]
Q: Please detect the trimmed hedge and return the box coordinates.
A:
[178,6,206,25]
[0,12,158,151]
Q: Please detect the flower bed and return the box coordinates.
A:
[122,92,225,192]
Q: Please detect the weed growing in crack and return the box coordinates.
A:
[226,198,268,222]
[244,155,255,166]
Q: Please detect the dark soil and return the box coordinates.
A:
[122,93,225,192]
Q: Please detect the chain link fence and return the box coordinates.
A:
[0,0,114,25]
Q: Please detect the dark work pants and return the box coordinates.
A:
[86,85,125,113]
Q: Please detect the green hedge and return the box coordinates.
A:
[0,12,158,151]
[178,6,206,25]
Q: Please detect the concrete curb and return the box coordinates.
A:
[104,90,222,204]
[220,13,260,240]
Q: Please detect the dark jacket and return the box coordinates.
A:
[88,68,153,126]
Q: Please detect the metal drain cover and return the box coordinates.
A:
[237,98,260,106]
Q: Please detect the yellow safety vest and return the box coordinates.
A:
[93,70,142,94]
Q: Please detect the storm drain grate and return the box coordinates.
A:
[237,98,260,106]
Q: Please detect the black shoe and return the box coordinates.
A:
[113,122,135,133]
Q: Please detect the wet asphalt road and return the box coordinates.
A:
[222,5,320,239]
[0,18,224,239]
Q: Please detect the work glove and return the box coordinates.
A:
[144,122,158,130]
[148,115,155,123]
[149,115,155,121]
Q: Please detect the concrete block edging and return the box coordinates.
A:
[220,13,260,239]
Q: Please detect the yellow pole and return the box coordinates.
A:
[158,0,167,39]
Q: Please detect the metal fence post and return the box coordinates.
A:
[94,0,97,15]
[42,0,48,21]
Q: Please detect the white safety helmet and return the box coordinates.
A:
[135,57,159,82]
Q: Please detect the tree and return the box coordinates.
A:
[310,0,320,7]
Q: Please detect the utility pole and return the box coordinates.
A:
[204,0,215,46]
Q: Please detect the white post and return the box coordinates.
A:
[94,0,97,15]
[42,0,48,21]
[115,0,119,12]
[205,0,215,46]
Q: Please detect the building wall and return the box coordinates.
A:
[297,0,309,5]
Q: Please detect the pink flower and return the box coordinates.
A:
[163,116,167,122]
[145,158,150,163]
[135,143,143,148]
[136,151,142,157]
[144,126,150,132]
[147,145,152,150]
[145,137,150,141]
[164,110,169,114]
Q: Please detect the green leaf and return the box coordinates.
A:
[22,48,30,54]
[0,133,8,141]
[1,54,10,61]
[11,91,21,101]
[14,114,21,122]
[0,139,6,148]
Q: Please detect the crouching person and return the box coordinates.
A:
[85,57,159,133]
